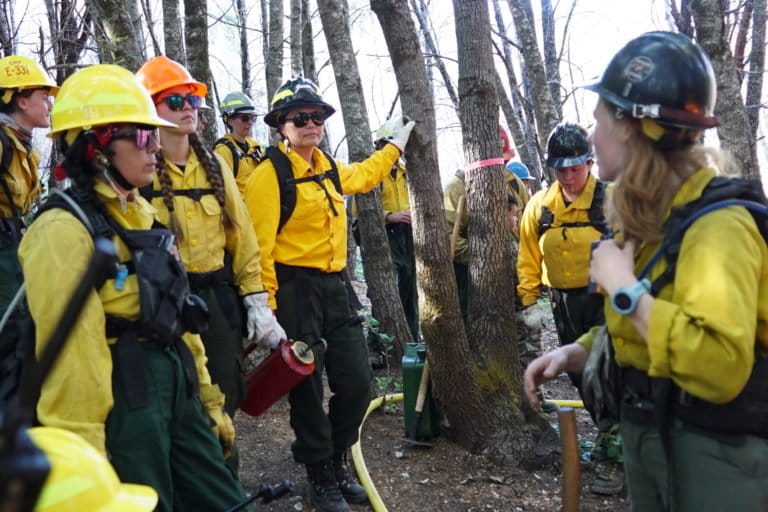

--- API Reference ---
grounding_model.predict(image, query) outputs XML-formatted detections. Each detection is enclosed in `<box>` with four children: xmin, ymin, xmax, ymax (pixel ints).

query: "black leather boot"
<box><xmin>333</xmin><ymin>451</ymin><xmax>368</xmax><ymax>504</ymax></box>
<box><xmin>306</xmin><ymin>459</ymin><xmax>350</xmax><ymax>512</ymax></box>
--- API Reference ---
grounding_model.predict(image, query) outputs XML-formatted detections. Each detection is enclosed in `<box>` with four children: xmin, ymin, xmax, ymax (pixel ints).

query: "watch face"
<box><xmin>614</xmin><ymin>292</ymin><xmax>632</xmax><ymax>311</ymax></box>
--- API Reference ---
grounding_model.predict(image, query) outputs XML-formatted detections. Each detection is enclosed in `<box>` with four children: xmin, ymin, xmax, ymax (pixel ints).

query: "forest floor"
<box><xmin>234</xmin><ymin>282</ymin><xmax>630</xmax><ymax>511</ymax></box>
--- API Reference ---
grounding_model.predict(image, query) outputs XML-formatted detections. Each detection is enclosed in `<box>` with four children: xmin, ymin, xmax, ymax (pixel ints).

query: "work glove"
<box><xmin>200</xmin><ymin>383</ymin><xmax>235</xmax><ymax>458</ymax></box>
<box><xmin>377</xmin><ymin>116</ymin><xmax>416</xmax><ymax>153</ymax></box>
<box><xmin>243</xmin><ymin>292</ymin><xmax>286</xmax><ymax>349</ymax></box>
<box><xmin>520</xmin><ymin>305</ymin><xmax>548</xmax><ymax>331</ymax></box>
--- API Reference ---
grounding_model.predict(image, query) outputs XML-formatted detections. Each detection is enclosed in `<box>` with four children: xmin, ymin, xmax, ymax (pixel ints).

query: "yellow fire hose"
<box><xmin>350</xmin><ymin>394</ymin><xmax>583</xmax><ymax>512</ymax></box>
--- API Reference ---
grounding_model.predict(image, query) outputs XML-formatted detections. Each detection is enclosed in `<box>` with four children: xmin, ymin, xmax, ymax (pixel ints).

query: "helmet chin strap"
<box><xmin>104</xmin><ymin>164</ymin><xmax>136</xmax><ymax>192</ymax></box>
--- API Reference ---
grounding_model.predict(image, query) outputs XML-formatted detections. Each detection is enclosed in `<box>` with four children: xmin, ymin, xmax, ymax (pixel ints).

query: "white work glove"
<box><xmin>243</xmin><ymin>293</ymin><xmax>286</xmax><ymax>349</ymax></box>
<box><xmin>377</xmin><ymin>116</ymin><xmax>416</xmax><ymax>153</ymax></box>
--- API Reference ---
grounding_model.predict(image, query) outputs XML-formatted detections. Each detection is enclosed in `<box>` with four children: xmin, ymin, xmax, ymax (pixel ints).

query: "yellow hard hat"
<box><xmin>0</xmin><ymin>55</ymin><xmax>58</xmax><ymax>101</ymax></box>
<box><xmin>49</xmin><ymin>64</ymin><xmax>176</xmax><ymax>137</ymax></box>
<box><xmin>28</xmin><ymin>427</ymin><xmax>158</xmax><ymax>512</ymax></box>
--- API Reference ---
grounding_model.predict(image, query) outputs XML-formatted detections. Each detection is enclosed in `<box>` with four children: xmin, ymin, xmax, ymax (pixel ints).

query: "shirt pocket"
<box><xmin>200</xmin><ymin>193</ymin><xmax>222</xmax><ymax>216</ymax></box>
<box><xmin>199</xmin><ymin>194</ymin><xmax>226</xmax><ymax>249</ymax></box>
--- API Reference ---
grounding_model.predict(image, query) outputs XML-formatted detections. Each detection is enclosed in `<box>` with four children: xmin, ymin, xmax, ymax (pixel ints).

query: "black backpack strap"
<box><xmin>639</xmin><ymin>177</ymin><xmax>768</xmax><ymax>295</ymax></box>
<box><xmin>0</xmin><ymin>127</ymin><xmax>21</xmax><ymax>219</ymax></box>
<box><xmin>139</xmin><ymin>186</ymin><xmax>214</xmax><ymax>202</ymax></box>
<box><xmin>588</xmin><ymin>180</ymin><xmax>611</xmax><ymax>237</ymax></box>
<box><xmin>139</xmin><ymin>185</ymin><xmax>161</xmax><ymax>201</ymax></box>
<box><xmin>537</xmin><ymin>180</ymin><xmax>610</xmax><ymax>239</ymax></box>
<box><xmin>39</xmin><ymin>188</ymin><xmax>115</xmax><ymax>240</ymax></box>
<box><xmin>266</xmin><ymin>146</ymin><xmax>296</xmax><ymax>234</ymax></box>
<box><xmin>537</xmin><ymin>205</ymin><xmax>555</xmax><ymax>238</ymax></box>
<box><xmin>316</xmin><ymin>147</ymin><xmax>342</xmax><ymax>195</ymax></box>
<box><xmin>215</xmin><ymin>137</ymin><xmax>241</xmax><ymax>177</ymax></box>
<box><xmin>267</xmin><ymin>145</ymin><xmax>343</xmax><ymax>233</ymax></box>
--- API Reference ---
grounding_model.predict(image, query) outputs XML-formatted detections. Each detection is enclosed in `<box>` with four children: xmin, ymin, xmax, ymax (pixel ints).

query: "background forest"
<box><xmin>3</xmin><ymin>0</ymin><xmax>767</xmax><ymax>508</ymax></box>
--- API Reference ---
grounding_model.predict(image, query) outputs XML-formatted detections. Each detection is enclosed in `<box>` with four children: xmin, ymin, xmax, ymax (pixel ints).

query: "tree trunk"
<box><xmin>301</xmin><ymin>0</ymin><xmax>318</xmax><ymax>82</ymax></box>
<box><xmin>455</xmin><ymin>0</ymin><xmax>552</xmax><ymax>463</ymax></box>
<box><xmin>290</xmin><ymin>0</ymin><xmax>303</xmax><ymax>75</ymax></box>
<box><xmin>491</xmin><ymin>0</ymin><xmax>543</xmax><ymax>182</ymax></box>
<box><xmin>261</xmin><ymin>0</ymin><xmax>269</xmax><ymax>79</ymax></box>
<box><xmin>372</xmin><ymin>0</ymin><xmax>555</xmax><ymax>465</ymax></box>
<box><xmin>46</xmin><ymin>0</ymin><xmax>90</xmax><ymax>83</ymax></box>
<box><xmin>506</xmin><ymin>0</ymin><xmax>559</xmax><ymax>182</ymax></box>
<box><xmin>316</xmin><ymin>0</ymin><xmax>413</xmax><ymax>361</ymax></box>
<box><xmin>746</xmin><ymin>0</ymin><xmax>766</xmax><ymax>136</ymax></box>
<box><xmin>45</xmin><ymin>0</ymin><xmax>91</xmax><ymax>189</ymax></box>
<box><xmin>265</xmin><ymin>0</ymin><xmax>284</xmax><ymax>143</ymax></box>
<box><xmin>733</xmin><ymin>0</ymin><xmax>753</xmax><ymax>84</ymax></box>
<box><xmin>266</xmin><ymin>0</ymin><xmax>284</xmax><ymax>101</ymax></box>
<box><xmin>184</xmin><ymin>0</ymin><xmax>216</xmax><ymax>144</ymax></box>
<box><xmin>0</xmin><ymin>0</ymin><xmax>15</xmax><ymax>56</ymax></box>
<box><xmin>413</xmin><ymin>0</ymin><xmax>435</xmax><ymax>93</ymax></box>
<box><xmin>690</xmin><ymin>0</ymin><xmax>760</xmax><ymax>179</ymax></box>
<box><xmin>410</xmin><ymin>0</ymin><xmax>458</xmax><ymax>110</ymax></box>
<box><xmin>139</xmin><ymin>0</ymin><xmax>162</xmax><ymax>56</ymax></box>
<box><xmin>540</xmin><ymin>0</ymin><xmax>561</xmax><ymax>117</ymax></box>
<box><xmin>126</xmin><ymin>0</ymin><xmax>147</xmax><ymax>57</ymax></box>
<box><xmin>670</xmin><ymin>0</ymin><xmax>695</xmax><ymax>37</ymax></box>
<box><xmin>162</xmin><ymin>0</ymin><xmax>185</xmax><ymax>64</ymax></box>
<box><xmin>236</xmin><ymin>0</ymin><xmax>251</xmax><ymax>95</ymax></box>
<box><xmin>87</xmin><ymin>0</ymin><xmax>146</xmax><ymax>69</ymax></box>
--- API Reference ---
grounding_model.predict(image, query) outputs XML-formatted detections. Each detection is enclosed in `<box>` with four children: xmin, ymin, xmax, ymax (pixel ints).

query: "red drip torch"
<box><xmin>240</xmin><ymin>339</ymin><xmax>316</xmax><ymax>417</ymax></box>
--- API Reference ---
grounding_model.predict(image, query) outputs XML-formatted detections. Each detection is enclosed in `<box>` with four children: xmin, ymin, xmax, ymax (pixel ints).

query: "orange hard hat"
<box><xmin>135</xmin><ymin>56</ymin><xmax>207</xmax><ymax>98</ymax></box>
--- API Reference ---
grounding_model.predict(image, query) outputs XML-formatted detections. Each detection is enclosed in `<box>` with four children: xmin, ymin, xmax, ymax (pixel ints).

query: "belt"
<box><xmin>187</xmin><ymin>266</ymin><xmax>233</xmax><ymax>291</ymax></box>
<box><xmin>274</xmin><ymin>262</ymin><xmax>340</xmax><ymax>283</ymax></box>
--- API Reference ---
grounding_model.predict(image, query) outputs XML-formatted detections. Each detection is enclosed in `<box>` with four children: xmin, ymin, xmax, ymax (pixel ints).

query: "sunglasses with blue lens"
<box><xmin>160</xmin><ymin>93</ymin><xmax>203</xmax><ymax>111</ymax></box>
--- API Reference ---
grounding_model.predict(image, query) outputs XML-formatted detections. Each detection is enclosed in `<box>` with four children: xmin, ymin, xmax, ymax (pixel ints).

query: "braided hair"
<box><xmin>153</xmin><ymin>151</ymin><xmax>184</xmax><ymax>241</ymax></box>
<box><xmin>189</xmin><ymin>131</ymin><xmax>237</xmax><ymax>231</ymax></box>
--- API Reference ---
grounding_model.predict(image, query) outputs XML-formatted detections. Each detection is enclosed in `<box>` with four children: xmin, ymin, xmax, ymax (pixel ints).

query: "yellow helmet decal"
<box><xmin>271</xmin><ymin>88</ymin><xmax>294</xmax><ymax>106</ymax></box>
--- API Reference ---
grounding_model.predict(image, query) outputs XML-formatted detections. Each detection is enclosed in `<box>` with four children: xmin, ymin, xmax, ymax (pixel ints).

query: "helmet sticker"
<box><xmin>623</xmin><ymin>56</ymin><xmax>654</xmax><ymax>82</ymax></box>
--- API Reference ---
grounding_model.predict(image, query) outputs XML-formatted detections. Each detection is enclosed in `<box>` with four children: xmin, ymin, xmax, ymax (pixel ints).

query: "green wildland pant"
<box><xmin>194</xmin><ymin>284</ymin><xmax>244</xmax><ymax>473</ymax></box>
<box><xmin>387</xmin><ymin>224</ymin><xmax>418</xmax><ymax>338</ymax></box>
<box><xmin>275</xmin><ymin>265</ymin><xmax>371</xmax><ymax>464</ymax></box>
<box><xmin>0</xmin><ymin>229</ymin><xmax>28</xmax><ymax>409</ymax></box>
<box><xmin>550</xmin><ymin>287</ymin><xmax>622</xmax><ymax>465</ymax></box>
<box><xmin>621</xmin><ymin>417</ymin><xmax>768</xmax><ymax>511</ymax></box>
<box><xmin>106</xmin><ymin>342</ymin><xmax>248</xmax><ymax>512</ymax></box>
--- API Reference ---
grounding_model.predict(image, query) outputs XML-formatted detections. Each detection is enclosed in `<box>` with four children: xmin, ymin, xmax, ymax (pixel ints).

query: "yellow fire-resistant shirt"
<box><xmin>349</xmin><ymin>162</ymin><xmax>410</xmax><ymax>218</ymax></box>
<box><xmin>0</xmin><ymin>125</ymin><xmax>41</xmax><ymax>217</ymax></box>
<box><xmin>19</xmin><ymin>180</ymin><xmax>217</xmax><ymax>454</ymax></box>
<box><xmin>244</xmin><ymin>142</ymin><xmax>400</xmax><ymax>309</ymax></box>
<box><xmin>213</xmin><ymin>134</ymin><xmax>264</xmax><ymax>196</ymax></box>
<box><xmin>381</xmin><ymin>162</ymin><xmax>410</xmax><ymax>216</ymax></box>
<box><xmin>444</xmin><ymin>171</ymin><xmax>532</xmax><ymax>264</ymax></box>
<box><xmin>145</xmin><ymin>150</ymin><xmax>263</xmax><ymax>296</ymax></box>
<box><xmin>517</xmin><ymin>174</ymin><xmax>604</xmax><ymax>306</ymax></box>
<box><xmin>577</xmin><ymin>168</ymin><xmax>768</xmax><ymax>404</ymax></box>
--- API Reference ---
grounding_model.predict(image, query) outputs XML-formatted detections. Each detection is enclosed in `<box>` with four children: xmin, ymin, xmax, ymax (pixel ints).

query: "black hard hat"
<box><xmin>264</xmin><ymin>76</ymin><xmax>335</xmax><ymax>128</ymax></box>
<box><xmin>583</xmin><ymin>31</ymin><xmax>718</xmax><ymax>130</ymax></box>
<box><xmin>545</xmin><ymin>122</ymin><xmax>593</xmax><ymax>168</ymax></box>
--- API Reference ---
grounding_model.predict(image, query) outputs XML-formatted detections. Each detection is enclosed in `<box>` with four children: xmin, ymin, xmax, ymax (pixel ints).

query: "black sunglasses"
<box><xmin>234</xmin><ymin>113</ymin><xmax>257</xmax><ymax>122</ymax></box>
<box><xmin>159</xmin><ymin>93</ymin><xmax>203</xmax><ymax>111</ymax></box>
<box><xmin>112</xmin><ymin>126</ymin><xmax>158</xmax><ymax>149</ymax></box>
<box><xmin>285</xmin><ymin>111</ymin><xmax>326</xmax><ymax>128</ymax></box>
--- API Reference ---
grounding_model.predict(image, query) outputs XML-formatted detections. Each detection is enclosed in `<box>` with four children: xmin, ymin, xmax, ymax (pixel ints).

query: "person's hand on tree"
<box><xmin>386</xmin><ymin>210</ymin><xmax>412</xmax><ymax>224</ymax></box>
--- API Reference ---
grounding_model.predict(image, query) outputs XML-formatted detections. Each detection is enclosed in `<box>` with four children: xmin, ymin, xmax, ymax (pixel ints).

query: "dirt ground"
<box><xmin>234</xmin><ymin>295</ymin><xmax>629</xmax><ymax>511</ymax></box>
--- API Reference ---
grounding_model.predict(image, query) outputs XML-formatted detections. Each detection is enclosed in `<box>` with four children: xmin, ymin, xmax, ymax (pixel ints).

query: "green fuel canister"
<box><xmin>401</xmin><ymin>343</ymin><xmax>441</xmax><ymax>439</ymax></box>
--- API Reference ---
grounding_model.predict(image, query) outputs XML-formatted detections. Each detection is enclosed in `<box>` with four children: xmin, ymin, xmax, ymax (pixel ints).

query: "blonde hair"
<box><xmin>607</xmin><ymin>115</ymin><xmax>737</xmax><ymax>242</ymax></box>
